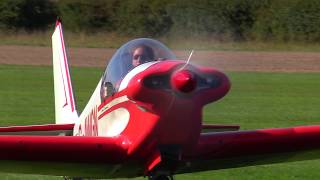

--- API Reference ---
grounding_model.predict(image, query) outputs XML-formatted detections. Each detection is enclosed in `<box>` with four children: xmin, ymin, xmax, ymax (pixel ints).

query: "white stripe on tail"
<box><xmin>52</xmin><ymin>19</ymin><xmax>79</xmax><ymax>124</ymax></box>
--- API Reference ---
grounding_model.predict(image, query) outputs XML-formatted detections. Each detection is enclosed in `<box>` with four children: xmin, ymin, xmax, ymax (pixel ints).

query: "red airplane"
<box><xmin>0</xmin><ymin>20</ymin><xmax>320</xmax><ymax>180</ymax></box>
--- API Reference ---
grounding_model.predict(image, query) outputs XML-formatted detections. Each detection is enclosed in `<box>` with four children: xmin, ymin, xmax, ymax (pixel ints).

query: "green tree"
<box><xmin>0</xmin><ymin>0</ymin><xmax>57</xmax><ymax>31</ymax></box>
<box><xmin>57</xmin><ymin>0</ymin><xmax>119</xmax><ymax>32</ymax></box>
<box><xmin>116</xmin><ymin>0</ymin><xmax>173</xmax><ymax>37</ymax></box>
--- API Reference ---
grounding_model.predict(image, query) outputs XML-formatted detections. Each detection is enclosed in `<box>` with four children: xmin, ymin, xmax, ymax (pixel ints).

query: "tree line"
<box><xmin>1</xmin><ymin>0</ymin><xmax>320</xmax><ymax>42</ymax></box>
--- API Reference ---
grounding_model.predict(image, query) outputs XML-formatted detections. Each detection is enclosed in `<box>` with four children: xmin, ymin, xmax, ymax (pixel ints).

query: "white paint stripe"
<box><xmin>118</xmin><ymin>61</ymin><xmax>159</xmax><ymax>91</ymax></box>
<box><xmin>98</xmin><ymin>108</ymin><xmax>130</xmax><ymax>137</ymax></box>
<box><xmin>98</xmin><ymin>96</ymin><xmax>129</xmax><ymax>117</ymax></box>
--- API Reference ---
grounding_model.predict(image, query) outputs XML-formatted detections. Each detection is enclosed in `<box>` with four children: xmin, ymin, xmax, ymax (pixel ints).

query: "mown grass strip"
<box><xmin>0</xmin><ymin>65</ymin><xmax>319</xmax><ymax>179</ymax></box>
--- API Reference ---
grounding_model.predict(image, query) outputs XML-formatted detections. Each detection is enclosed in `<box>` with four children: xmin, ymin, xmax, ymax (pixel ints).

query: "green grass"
<box><xmin>205</xmin><ymin>72</ymin><xmax>320</xmax><ymax>129</ymax></box>
<box><xmin>3</xmin><ymin>31</ymin><xmax>320</xmax><ymax>52</ymax></box>
<box><xmin>0</xmin><ymin>65</ymin><xmax>320</xmax><ymax>179</ymax></box>
<box><xmin>0</xmin><ymin>65</ymin><xmax>103</xmax><ymax>126</ymax></box>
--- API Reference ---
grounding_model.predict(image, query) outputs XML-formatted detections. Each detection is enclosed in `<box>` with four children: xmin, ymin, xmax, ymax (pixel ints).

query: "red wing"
<box><xmin>177</xmin><ymin>125</ymin><xmax>320</xmax><ymax>174</ymax></box>
<box><xmin>0</xmin><ymin>123</ymin><xmax>74</xmax><ymax>136</ymax></box>
<box><xmin>0</xmin><ymin>135</ymin><xmax>128</xmax><ymax>177</ymax></box>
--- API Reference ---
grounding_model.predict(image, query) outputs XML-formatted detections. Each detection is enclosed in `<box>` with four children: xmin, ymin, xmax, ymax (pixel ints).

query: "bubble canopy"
<box><xmin>102</xmin><ymin>38</ymin><xmax>176</xmax><ymax>91</ymax></box>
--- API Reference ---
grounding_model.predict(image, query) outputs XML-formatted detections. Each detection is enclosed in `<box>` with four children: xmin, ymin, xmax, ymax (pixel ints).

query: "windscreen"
<box><xmin>100</xmin><ymin>38</ymin><xmax>176</xmax><ymax>98</ymax></box>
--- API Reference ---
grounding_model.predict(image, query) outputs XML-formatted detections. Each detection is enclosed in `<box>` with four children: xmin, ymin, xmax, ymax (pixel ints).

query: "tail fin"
<box><xmin>52</xmin><ymin>19</ymin><xmax>79</xmax><ymax>124</ymax></box>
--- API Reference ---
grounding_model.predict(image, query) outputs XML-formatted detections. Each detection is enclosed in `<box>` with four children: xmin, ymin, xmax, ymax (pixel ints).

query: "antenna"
<box><xmin>167</xmin><ymin>50</ymin><xmax>194</xmax><ymax>114</ymax></box>
<box><xmin>180</xmin><ymin>50</ymin><xmax>194</xmax><ymax>70</ymax></box>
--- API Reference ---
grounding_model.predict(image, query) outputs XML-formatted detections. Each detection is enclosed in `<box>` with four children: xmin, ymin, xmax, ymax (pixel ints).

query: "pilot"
<box><xmin>131</xmin><ymin>45</ymin><xmax>155</xmax><ymax>67</ymax></box>
<box><xmin>100</xmin><ymin>81</ymin><xmax>115</xmax><ymax>101</ymax></box>
<box><xmin>101</xmin><ymin>45</ymin><xmax>157</xmax><ymax>101</ymax></box>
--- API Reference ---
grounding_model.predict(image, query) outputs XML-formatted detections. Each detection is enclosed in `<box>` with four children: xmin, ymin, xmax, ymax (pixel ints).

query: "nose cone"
<box><xmin>171</xmin><ymin>70</ymin><xmax>197</xmax><ymax>93</ymax></box>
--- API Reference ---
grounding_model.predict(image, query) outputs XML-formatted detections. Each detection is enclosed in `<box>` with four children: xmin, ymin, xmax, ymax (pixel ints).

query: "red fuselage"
<box><xmin>97</xmin><ymin>60</ymin><xmax>230</xmax><ymax>176</ymax></box>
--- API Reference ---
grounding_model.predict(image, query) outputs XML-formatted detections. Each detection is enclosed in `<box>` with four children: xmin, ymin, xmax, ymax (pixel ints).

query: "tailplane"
<box><xmin>52</xmin><ymin>19</ymin><xmax>79</xmax><ymax>124</ymax></box>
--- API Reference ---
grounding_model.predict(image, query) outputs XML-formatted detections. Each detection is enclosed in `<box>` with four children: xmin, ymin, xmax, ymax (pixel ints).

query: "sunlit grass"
<box><xmin>0</xmin><ymin>65</ymin><xmax>320</xmax><ymax>179</ymax></box>
<box><xmin>204</xmin><ymin>72</ymin><xmax>320</xmax><ymax>129</ymax></box>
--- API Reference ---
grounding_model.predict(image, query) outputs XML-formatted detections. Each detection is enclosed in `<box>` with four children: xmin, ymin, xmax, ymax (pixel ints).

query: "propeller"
<box><xmin>164</xmin><ymin>50</ymin><xmax>196</xmax><ymax>117</ymax></box>
<box><xmin>170</xmin><ymin>69</ymin><xmax>197</xmax><ymax>93</ymax></box>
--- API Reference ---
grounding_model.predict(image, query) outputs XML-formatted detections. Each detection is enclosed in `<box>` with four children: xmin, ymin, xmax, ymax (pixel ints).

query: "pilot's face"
<box><xmin>132</xmin><ymin>47</ymin><xmax>149</xmax><ymax>67</ymax></box>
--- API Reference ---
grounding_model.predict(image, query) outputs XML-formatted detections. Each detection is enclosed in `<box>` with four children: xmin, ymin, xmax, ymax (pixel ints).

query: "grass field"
<box><xmin>0</xmin><ymin>65</ymin><xmax>320</xmax><ymax>179</ymax></box>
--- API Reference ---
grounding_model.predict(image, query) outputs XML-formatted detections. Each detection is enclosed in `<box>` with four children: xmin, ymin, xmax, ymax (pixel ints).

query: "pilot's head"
<box><xmin>132</xmin><ymin>45</ymin><xmax>155</xmax><ymax>67</ymax></box>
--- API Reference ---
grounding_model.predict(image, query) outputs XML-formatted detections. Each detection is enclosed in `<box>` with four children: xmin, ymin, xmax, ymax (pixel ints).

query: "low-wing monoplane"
<box><xmin>0</xmin><ymin>20</ymin><xmax>320</xmax><ymax>180</ymax></box>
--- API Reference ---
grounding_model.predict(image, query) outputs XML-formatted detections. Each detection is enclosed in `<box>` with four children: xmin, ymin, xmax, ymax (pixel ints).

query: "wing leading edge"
<box><xmin>0</xmin><ymin>135</ymin><xmax>129</xmax><ymax>178</ymax></box>
<box><xmin>177</xmin><ymin>125</ymin><xmax>320</xmax><ymax>174</ymax></box>
<box><xmin>0</xmin><ymin>124</ymin><xmax>74</xmax><ymax>136</ymax></box>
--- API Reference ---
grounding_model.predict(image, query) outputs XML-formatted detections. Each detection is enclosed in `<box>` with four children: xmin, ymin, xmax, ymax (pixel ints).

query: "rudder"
<box><xmin>52</xmin><ymin>19</ymin><xmax>79</xmax><ymax>124</ymax></box>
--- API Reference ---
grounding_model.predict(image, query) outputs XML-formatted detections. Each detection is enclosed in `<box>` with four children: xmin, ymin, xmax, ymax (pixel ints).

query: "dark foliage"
<box><xmin>56</xmin><ymin>0</ymin><xmax>119</xmax><ymax>32</ymax></box>
<box><xmin>0</xmin><ymin>0</ymin><xmax>57</xmax><ymax>31</ymax></box>
<box><xmin>1</xmin><ymin>0</ymin><xmax>320</xmax><ymax>42</ymax></box>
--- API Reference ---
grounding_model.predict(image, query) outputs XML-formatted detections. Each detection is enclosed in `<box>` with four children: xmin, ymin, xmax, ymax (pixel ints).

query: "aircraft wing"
<box><xmin>201</xmin><ymin>124</ymin><xmax>240</xmax><ymax>133</ymax></box>
<box><xmin>0</xmin><ymin>135</ymin><xmax>128</xmax><ymax>178</ymax></box>
<box><xmin>0</xmin><ymin>123</ymin><xmax>74</xmax><ymax>136</ymax></box>
<box><xmin>177</xmin><ymin>125</ymin><xmax>320</xmax><ymax>174</ymax></box>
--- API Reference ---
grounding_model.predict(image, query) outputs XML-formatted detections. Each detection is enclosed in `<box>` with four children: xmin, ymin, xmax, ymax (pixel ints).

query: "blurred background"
<box><xmin>1</xmin><ymin>0</ymin><xmax>320</xmax><ymax>50</ymax></box>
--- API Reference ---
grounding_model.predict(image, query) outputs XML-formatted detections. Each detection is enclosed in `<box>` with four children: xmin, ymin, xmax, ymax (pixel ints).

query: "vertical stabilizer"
<box><xmin>52</xmin><ymin>19</ymin><xmax>79</xmax><ymax>124</ymax></box>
